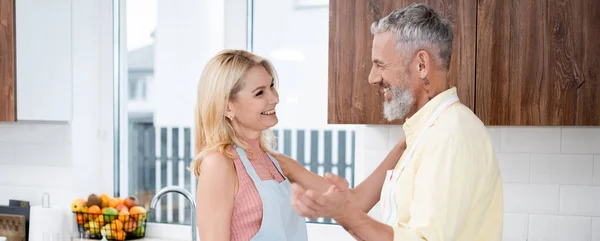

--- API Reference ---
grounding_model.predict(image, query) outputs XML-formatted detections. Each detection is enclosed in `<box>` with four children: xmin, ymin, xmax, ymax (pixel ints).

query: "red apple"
<box><xmin>123</xmin><ymin>196</ymin><xmax>138</xmax><ymax>209</ymax></box>
<box><xmin>115</xmin><ymin>204</ymin><xmax>128</xmax><ymax>212</ymax></box>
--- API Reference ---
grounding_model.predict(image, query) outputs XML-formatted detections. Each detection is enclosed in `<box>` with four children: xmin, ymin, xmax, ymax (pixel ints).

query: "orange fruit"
<box><xmin>99</xmin><ymin>194</ymin><xmax>110</xmax><ymax>208</ymax></box>
<box><xmin>115</xmin><ymin>230</ymin><xmax>126</xmax><ymax>241</ymax></box>
<box><xmin>108</xmin><ymin>198</ymin><xmax>119</xmax><ymax>208</ymax></box>
<box><xmin>111</xmin><ymin>219</ymin><xmax>124</xmax><ymax>231</ymax></box>
<box><xmin>118</xmin><ymin>210</ymin><xmax>130</xmax><ymax>223</ymax></box>
<box><xmin>76</xmin><ymin>213</ymin><xmax>85</xmax><ymax>225</ymax></box>
<box><xmin>87</xmin><ymin>205</ymin><xmax>101</xmax><ymax>214</ymax></box>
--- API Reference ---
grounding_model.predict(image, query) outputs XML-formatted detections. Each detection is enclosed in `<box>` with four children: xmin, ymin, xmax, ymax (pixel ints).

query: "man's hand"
<box><xmin>291</xmin><ymin>173</ymin><xmax>353</xmax><ymax>220</ymax></box>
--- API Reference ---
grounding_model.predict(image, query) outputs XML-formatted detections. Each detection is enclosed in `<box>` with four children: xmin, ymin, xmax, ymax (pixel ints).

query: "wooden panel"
<box><xmin>0</xmin><ymin>0</ymin><xmax>16</xmax><ymax>122</ymax></box>
<box><xmin>328</xmin><ymin>0</ymin><xmax>477</xmax><ymax>124</ymax></box>
<box><xmin>476</xmin><ymin>0</ymin><xmax>600</xmax><ymax>125</ymax></box>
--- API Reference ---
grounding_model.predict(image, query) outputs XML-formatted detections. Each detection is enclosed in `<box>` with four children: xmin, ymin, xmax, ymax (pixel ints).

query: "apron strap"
<box><xmin>234</xmin><ymin>146</ymin><xmax>262</xmax><ymax>182</ymax></box>
<box><xmin>266</xmin><ymin>153</ymin><xmax>286</xmax><ymax>179</ymax></box>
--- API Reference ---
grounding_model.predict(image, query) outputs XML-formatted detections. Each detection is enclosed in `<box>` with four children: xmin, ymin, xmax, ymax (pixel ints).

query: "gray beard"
<box><xmin>383</xmin><ymin>86</ymin><xmax>414</xmax><ymax>122</ymax></box>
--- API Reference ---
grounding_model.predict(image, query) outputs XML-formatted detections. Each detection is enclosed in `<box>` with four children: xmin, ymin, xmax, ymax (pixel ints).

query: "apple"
<box><xmin>123</xmin><ymin>196</ymin><xmax>138</xmax><ymax>209</ymax></box>
<box><xmin>115</xmin><ymin>204</ymin><xmax>128</xmax><ymax>212</ymax></box>
<box><xmin>103</xmin><ymin>207</ymin><xmax>118</xmax><ymax>223</ymax></box>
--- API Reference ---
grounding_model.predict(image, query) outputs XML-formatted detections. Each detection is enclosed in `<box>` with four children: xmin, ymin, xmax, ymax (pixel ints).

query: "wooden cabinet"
<box><xmin>328</xmin><ymin>0</ymin><xmax>476</xmax><ymax>125</ymax></box>
<box><xmin>328</xmin><ymin>0</ymin><xmax>600</xmax><ymax>126</ymax></box>
<box><xmin>0</xmin><ymin>0</ymin><xmax>16</xmax><ymax>122</ymax></box>
<box><xmin>476</xmin><ymin>0</ymin><xmax>600</xmax><ymax>126</ymax></box>
<box><xmin>0</xmin><ymin>0</ymin><xmax>73</xmax><ymax>122</ymax></box>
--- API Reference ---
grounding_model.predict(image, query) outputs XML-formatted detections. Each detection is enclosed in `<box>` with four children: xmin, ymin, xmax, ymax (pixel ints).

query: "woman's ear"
<box><xmin>225</xmin><ymin>101</ymin><xmax>235</xmax><ymax>121</ymax></box>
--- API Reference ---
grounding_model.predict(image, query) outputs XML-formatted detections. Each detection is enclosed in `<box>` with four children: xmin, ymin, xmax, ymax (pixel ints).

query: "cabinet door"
<box><xmin>15</xmin><ymin>0</ymin><xmax>72</xmax><ymax>122</ymax></box>
<box><xmin>476</xmin><ymin>0</ymin><xmax>600</xmax><ymax>126</ymax></box>
<box><xmin>0</xmin><ymin>0</ymin><xmax>16</xmax><ymax>122</ymax></box>
<box><xmin>328</xmin><ymin>0</ymin><xmax>476</xmax><ymax>124</ymax></box>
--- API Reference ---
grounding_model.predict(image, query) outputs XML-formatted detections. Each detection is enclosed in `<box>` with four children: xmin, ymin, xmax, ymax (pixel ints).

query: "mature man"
<box><xmin>291</xmin><ymin>3</ymin><xmax>503</xmax><ymax>241</ymax></box>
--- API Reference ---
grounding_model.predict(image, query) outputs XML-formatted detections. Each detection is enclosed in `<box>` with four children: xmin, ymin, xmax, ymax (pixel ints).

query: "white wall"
<box><xmin>0</xmin><ymin>0</ymin><xmax>114</xmax><ymax>209</ymax></box>
<box><xmin>253</xmin><ymin>0</ymin><xmax>331</xmax><ymax>130</ymax></box>
<box><xmin>153</xmin><ymin>0</ymin><xmax>225</xmax><ymax>128</ymax></box>
<box><xmin>357</xmin><ymin>125</ymin><xmax>600</xmax><ymax>241</ymax></box>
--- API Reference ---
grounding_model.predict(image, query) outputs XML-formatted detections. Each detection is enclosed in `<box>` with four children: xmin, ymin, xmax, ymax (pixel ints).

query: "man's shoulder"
<box><xmin>426</xmin><ymin>103</ymin><xmax>493</xmax><ymax>150</ymax></box>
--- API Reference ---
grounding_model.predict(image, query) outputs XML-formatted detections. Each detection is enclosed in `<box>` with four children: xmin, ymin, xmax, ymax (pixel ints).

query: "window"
<box><xmin>116</xmin><ymin>0</ymin><xmax>356</xmax><ymax>226</ymax></box>
<box><xmin>251</xmin><ymin>0</ymin><xmax>356</xmax><ymax>224</ymax></box>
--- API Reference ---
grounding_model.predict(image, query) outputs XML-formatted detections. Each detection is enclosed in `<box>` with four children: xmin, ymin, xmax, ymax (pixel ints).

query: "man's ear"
<box><xmin>416</xmin><ymin>50</ymin><xmax>432</xmax><ymax>79</ymax></box>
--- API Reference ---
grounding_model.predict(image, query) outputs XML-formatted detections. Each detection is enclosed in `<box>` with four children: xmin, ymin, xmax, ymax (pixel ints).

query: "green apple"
<box><xmin>103</xmin><ymin>207</ymin><xmax>118</xmax><ymax>223</ymax></box>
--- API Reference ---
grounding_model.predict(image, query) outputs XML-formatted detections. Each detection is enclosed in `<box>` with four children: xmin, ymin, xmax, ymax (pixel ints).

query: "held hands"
<box><xmin>291</xmin><ymin>173</ymin><xmax>353</xmax><ymax>220</ymax></box>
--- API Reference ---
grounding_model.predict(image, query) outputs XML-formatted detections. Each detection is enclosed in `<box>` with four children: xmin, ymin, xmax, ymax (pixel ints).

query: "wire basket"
<box><xmin>72</xmin><ymin>212</ymin><xmax>147</xmax><ymax>240</ymax></box>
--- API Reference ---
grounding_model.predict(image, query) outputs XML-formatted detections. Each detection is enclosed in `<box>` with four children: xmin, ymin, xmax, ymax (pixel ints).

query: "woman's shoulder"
<box><xmin>200</xmin><ymin>148</ymin><xmax>238</xmax><ymax>174</ymax></box>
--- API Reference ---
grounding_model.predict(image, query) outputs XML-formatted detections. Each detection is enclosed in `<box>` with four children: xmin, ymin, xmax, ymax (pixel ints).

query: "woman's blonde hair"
<box><xmin>190</xmin><ymin>49</ymin><xmax>278</xmax><ymax>177</ymax></box>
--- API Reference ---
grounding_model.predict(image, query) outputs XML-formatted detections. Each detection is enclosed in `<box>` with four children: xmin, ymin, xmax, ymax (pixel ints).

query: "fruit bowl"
<box><xmin>72</xmin><ymin>194</ymin><xmax>146</xmax><ymax>240</ymax></box>
<box><xmin>72</xmin><ymin>211</ymin><xmax>147</xmax><ymax>240</ymax></box>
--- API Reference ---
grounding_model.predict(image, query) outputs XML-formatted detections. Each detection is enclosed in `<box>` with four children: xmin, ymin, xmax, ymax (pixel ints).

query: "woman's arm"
<box><xmin>278</xmin><ymin>138</ymin><xmax>407</xmax><ymax>213</ymax></box>
<box><xmin>196</xmin><ymin>152</ymin><xmax>237</xmax><ymax>241</ymax></box>
<box><xmin>276</xmin><ymin>153</ymin><xmax>331</xmax><ymax>194</ymax></box>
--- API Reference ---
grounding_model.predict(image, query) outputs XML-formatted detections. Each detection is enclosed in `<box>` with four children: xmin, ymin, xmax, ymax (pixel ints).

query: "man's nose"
<box><xmin>368</xmin><ymin>66</ymin><xmax>381</xmax><ymax>85</ymax></box>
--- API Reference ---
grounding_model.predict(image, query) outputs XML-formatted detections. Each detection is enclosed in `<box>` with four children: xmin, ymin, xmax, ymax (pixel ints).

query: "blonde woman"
<box><xmin>191</xmin><ymin>50</ymin><xmax>406</xmax><ymax>241</ymax></box>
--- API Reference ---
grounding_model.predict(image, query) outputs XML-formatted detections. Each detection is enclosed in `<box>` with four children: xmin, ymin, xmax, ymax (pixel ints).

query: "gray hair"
<box><xmin>370</xmin><ymin>3</ymin><xmax>453</xmax><ymax>70</ymax></box>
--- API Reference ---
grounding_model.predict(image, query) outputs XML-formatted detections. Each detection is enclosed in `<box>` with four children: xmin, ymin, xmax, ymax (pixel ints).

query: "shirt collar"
<box><xmin>402</xmin><ymin>87</ymin><xmax>459</xmax><ymax>145</ymax></box>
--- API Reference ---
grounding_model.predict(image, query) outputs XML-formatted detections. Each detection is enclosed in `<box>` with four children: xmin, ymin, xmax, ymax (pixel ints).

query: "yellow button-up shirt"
<box><xmin>391</xmin><ymin>87</ymin><xmax>503</xmax><ymax>241</ymax></box>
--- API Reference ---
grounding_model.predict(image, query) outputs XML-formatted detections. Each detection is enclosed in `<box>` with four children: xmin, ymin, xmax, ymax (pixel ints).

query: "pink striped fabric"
<box><xmin>230</xmin><ymin>138</ymin><xmax>285</xmax><ymax>241</ymax></box>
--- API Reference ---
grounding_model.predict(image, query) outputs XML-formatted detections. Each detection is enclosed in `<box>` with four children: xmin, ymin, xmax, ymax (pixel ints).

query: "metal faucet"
<box><xmin>150</xmin><ymin>186</ymin><xmax>197</xmax><ymax>241</ymax></box>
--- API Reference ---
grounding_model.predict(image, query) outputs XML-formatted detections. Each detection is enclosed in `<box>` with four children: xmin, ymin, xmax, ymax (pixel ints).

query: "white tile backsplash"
<box><xmin>500</xmin><ymin>127</ymin><xmax>561</xmax><ymax>153</ymax></box>
<box><xmin>530</xmin><ymin>154</ymin><xmax>594</xmax><ymax>185</ymax></box>
<box><xmin>387</xmin><ymin>125</ymin><xmax>404</xmax><ymax>150</ymax></box>
<box><xmin>562</xmin><ymin>128</ymin><xmax>600</xmax><ymax>154</ymax></box>
<box><xmin>487</xmin><ymin>127</ymin><xmax>501</xmax><ymax>151</ymax></box>
<box><xmin>504</xmin><ymin>184</ymin><xmax>559</xmax><ymax>214</ymax></box>
<box><xmin>595</xmin><ymin>155</ymin><xmax>600</xmax><ymax>185</ymax></box>
<box><xmin>0</xmin><ymin>165</ymin><xmax>72</xmax><ymax>189</ymax></box>
<box><xmin>559</xmin><ymin>185</ymin><xmax>600</xmax><ymax>216</ymax></box>
<box><xmin>15</xmin><ymin>143</ymin><xmax>71</xmax><ymax>166</ymax></box>
<box><xmin>593</xmin><ymin>218</ymin><xmax>600</xmax><ymax>241</ymax></box>
<box><xmin>362</xmin><ymin>149</ymin><xmax>389</xmax><ymax>175</ymax></box>
<box><xmin>497</xmin><ymin>153</ymin><xmax>530</xmax><ymax>183</ymax></box>
<box><xmin>0</xmin><ymin>123</ymin><xmax>30</xmax><ymax>142</ymax></box>
<box><xmin>528</xmin><ymin>215</ymin><xmax>592</xmax><ymax>241</ymax></box>
<box><xmin>0</xmin><ymin>142</ymin><xmax>16</xmax><ymax>164</ymax></box>
<box><xmin>0</xmin><ymin>185</ymin><xmax>72</xmax><ymax>207</ymax></box>
<box><xmin>0</xmin><ymin>122</ymin><xmax>70</xmax><ymax>143</ymax></box>
<box><xmin>502</xmin><ymin>214</ymin><xmax>528</xmax><ymax>241</ymax></box>
<box><xmin>364</xmin><ymin>125</ymin><xmax>389</xmax><ymax>150</ymax></box>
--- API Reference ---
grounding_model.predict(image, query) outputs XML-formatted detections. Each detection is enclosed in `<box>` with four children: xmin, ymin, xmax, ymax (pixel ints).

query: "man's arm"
<box><xmin>336</xmin><ymin>204</ymin><xmax>394</xmax><ymax>241</ymax></box>
<box><xmin>280</xmin><ymin>138</ymin><xmax>406</xmax><ymax>212</ymax></box>
<box><xmin>294</xmin><ymin>135</ymin><xmax>481</xmax><ymax>241</ymax></box>
<box><xmin>351</xmin><ymin>139</ymin><xmax>406</xmax><ymax>212</ymax></box>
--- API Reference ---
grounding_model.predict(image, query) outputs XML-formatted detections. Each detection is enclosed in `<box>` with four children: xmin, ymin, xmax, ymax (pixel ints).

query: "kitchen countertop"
<box><xmin>71</xmin><ymin>238</ymin><xmax>186</xmax><ymax>241</ymax></box>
